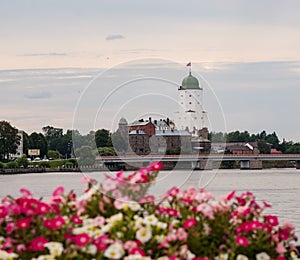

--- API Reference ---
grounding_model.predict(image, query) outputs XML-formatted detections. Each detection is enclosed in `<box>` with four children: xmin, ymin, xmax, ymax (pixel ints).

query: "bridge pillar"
<box><xmin>240</xmin><ymin>160</ymin><xmax>262</xmax><ymax>170</ymax></box>
<box><xmin>192</xmin><ymin>160</ymin><xmax>212</xmax><ymax>170</ymax></box>
<box><xmin>296</xmin><ymin>161</ymin><xmax>300</xmax><ymax>169</ymax></box>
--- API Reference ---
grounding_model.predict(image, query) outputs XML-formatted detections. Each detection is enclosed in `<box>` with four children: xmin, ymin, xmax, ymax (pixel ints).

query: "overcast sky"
<box><xmin>0</xmin><ymin>1</ymin><xmax>300</xmax><ymax>141</ymax></box>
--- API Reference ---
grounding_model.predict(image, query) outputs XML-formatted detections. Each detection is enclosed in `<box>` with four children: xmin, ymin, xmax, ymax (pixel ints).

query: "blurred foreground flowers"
<box><xmin>0</xmin><ymin>162</ymin><xmax>298</xmax><ymax>259</ymax></box>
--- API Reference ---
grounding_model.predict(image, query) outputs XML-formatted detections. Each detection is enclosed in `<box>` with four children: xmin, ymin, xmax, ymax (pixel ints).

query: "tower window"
<box><xmin>189</xmin><ymin>95</ymin><xmax>192</xmax><ymax>97</ymax></box>
<box><xmin>189</xmin><ymin>102</ymin><xmax>192</xmax><ymax>104</ymax></box>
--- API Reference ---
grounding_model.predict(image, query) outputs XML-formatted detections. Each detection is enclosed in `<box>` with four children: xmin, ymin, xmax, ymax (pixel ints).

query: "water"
<box><xmin>0</xmin><ymin>168</ymin><xmax>299</xmax><ymax>240</ymax></box>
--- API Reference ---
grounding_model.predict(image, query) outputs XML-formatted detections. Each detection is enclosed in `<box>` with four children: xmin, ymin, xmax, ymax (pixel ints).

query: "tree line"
<box><xmin>1</xmin><ymin>120</ymin><xmax>300</xmax><ymax>162</ymax></box>
<box><xmin>209</xmin><ymin>130</ymin><xmax>300</xmax><ymax>154</ymax></box>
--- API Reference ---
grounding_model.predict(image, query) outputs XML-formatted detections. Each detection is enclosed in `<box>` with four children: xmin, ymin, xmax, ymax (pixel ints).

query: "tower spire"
<box><xmin>186</xmin><ymin>61</ymin><xmax>192</xmax><ymax>75</ymax></box>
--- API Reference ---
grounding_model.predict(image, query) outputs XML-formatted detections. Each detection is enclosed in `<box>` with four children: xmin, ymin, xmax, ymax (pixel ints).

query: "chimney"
<box><xmin>149</xmin><ymin>117</ymin><xmax>152</xmax><ymax>122</ymax></box>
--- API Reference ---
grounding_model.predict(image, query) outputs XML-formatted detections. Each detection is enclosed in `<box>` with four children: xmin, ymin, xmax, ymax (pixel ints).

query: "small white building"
<box><xmin>11</xmin><ymin>130</ymin><xmax>24</xmax><ymax>159</ymax></box>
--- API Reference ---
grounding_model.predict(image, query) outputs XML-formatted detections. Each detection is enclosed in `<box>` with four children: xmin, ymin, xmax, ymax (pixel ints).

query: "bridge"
<box><xmin>96</xmin><ymin>154</ymin><xmax>300</xmax><ymax>170</ymax></box>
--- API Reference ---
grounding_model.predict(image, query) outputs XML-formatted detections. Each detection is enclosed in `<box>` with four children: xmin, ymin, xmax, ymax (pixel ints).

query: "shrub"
<box><xmin>5</xmin><ymin>161</ymin><xmax>17</xmax><ymax>169</ymax></box>
<box><xmin>0</xmin><ymin>162</ymin><xmax>298</xmax><ymax>259</ymax></box>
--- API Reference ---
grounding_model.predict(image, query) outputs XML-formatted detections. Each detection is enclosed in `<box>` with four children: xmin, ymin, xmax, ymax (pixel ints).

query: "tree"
<box><xmin>257</xmin><ymin>141</ymin><xmax>271</xmax><ymax>154</ymax></box>
<box><xmin>285</xmin><ymin>143</ymin><xmax>300</xmax><ymax>154</ymax></box>
<box><xmin>111</xmin><ymin>130</ymin><xmax>128</xmax><ymax>152</ymax></box>
<box><xmin>0</xmin><ymin>121</ymin><xmax>20</xmax><ymax>160</ymax></box>
<box><xmin>97</xmin><ymin>147</ymin><xmax>117</xmax><ymax>156</ymax></box>
<box><xmin>75</xmin><ymin>146</ymin><xmax>96</xmax><ymax>166</ymax></box>
<box><xmin>28</xmin><ymin>132</ymin><xmax>48</xmax><ymax>158</ymax></box>
<box><xmin>47</xmin><ymin>150</ymin><xmax>61</xmax><ymax>160</ymax></box>
<box><xmin>95</xmin><ymin>129</ymin><xmax>112</xmax><ymax>148</ymax></box>
<box><xmin>16</xmin><ymin>155</ymin><xmax>29</xmax><ymax>168</ymax></box>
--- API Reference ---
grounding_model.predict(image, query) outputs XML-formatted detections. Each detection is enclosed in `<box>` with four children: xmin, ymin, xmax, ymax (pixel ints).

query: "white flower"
<box><xmin>134</xmin><ymin>217</ymin><xmax>144</xmax><ymax>229</ymax></box>
<box><xmin>143</xmin><ymin>214</ymin><xmax>158</xmax><ymax>226</ymax></box>
<box><xmin>136</xmin><ymin>226</ymin><xmax>152</xmax><ymax>243</ymax></box>
<box><xmin>156</xmin><ymin>221</ymin><xmax>168</xmax><ymax>230</ymax></box>
<box><xmin>155</xmin><ymin>234</ymin><xmax>165</xmax><ymax>243</ymax></box>
<box><xmin>45</xmin><ymin>242</ymin><xmax>64</xmax><ymax>256</ymax></box>
<box><xmin>215</xmin><ymin>254</ymin><xmax>228</xmax><ymax>260</ymax></box>
<box><xmin>256</xmin><ymin>252</ymin><xmax>270</xmax><ymax>260</ymax></box>
<box><xmin>32</xmin><ymin>255</ymin><xmax>55</xmax><ymax>260</ymax></box>
<box><xmin>108</xmin><ymin>213</ymin><xmax>123</xmax><ymax>225</ymax></box>
<box><xmin>236</xmin><ymin>255</ymin><xmax>249</xmax><ymax>260</ymax></box>
<box><xmin>0</xmin><ymin>250</ymin><xmax>18</xmax><ymax>259</ymax></box>
<box><xmin>157</xmin><ymin>257</ymin><xmax>169</xmax><ymax>260</ymax></box>
<box><xmin>86</xmin><ymin>244</ymin><xmax>97</xmax><ymax>255</ymax></box>
<box><xmin>101</xmin><ymin>223</ymin><xmax>113</xmax><ymax>233</ymax></box>
<box><xmin>124</xmin><ymin>256</ymin><xmax>152</xmax><ymax>260</ymax></box>
<box><xmin>104</xmin><ymin>243</ymin><xmax>125</xmax><ymax>259</ymax></box>
<box><xmin>128</xmin><ymin>201</ymin><xmax>141</xmax><ymax>211</ymax></box>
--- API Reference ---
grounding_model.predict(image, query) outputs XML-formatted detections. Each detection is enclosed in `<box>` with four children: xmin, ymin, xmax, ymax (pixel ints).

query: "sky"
<box><xmin>0</xmin><ymin>0</ymin><xmax>300</xmax><ymax>141</ymax></box>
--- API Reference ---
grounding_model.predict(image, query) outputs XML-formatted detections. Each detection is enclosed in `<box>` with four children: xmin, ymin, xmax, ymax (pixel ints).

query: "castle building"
<box><xmin>116</xmin><ymin>64</ymin><xmax>211</xmax><ymax>155</ymax></box>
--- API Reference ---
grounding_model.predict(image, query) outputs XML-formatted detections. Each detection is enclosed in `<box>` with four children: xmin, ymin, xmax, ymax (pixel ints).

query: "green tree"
<box><xmin>0</xmin><ymin>121</ymin><xmax>20</xmax><ymax>160</ymax></box>
<box><xmin>97</xmin><ymin>147</ymin><xmax>117</xmax><ymax>156</ymax></box>
<box><xmin>265</xmin><ymin>132</ymin><xmax>280</xmax><ymax>149</ymax></box>
<box><xmin>95</xmin><ymin>129</ymin><xmax>112</xmax><ymax>148</ymax></box>
<box><xmin>257</xmin><ymin>141</ymin><xmax>271</xmax><ymax>154</ymax></box>
<box><xmin>75</xmin><ymin>146</ymin><xmax>96</xmax><ymax>166</ymax></box>
<box><xmin>47</xmin><ymin>150</ymin><xmax>61</xmax><ymax>159</ymax></box>
<box><xmin>28</xmin><ymin>132</ymin><xmax>48</xmax><ymax>158</ymax></box>
<box><xmin>16</xmin><ymin>155</ymin><xmax>29</xmax><ymax>168</ymax></box>
<box><xmin>111</xmin><ymin>130</ymin><xmax>128</xmax><ymax>152</ymax></box>
<box><xmin>285</xmin><ymin>143</ymin><xmax>300</xmax><ymax>154</ymax></box>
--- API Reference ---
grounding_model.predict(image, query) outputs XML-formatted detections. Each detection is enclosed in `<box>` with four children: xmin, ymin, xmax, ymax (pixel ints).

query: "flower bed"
<box><xmin>0</xmin><ymin>162</ymin><xmax>298</xmax><ymax>259</ymax></box>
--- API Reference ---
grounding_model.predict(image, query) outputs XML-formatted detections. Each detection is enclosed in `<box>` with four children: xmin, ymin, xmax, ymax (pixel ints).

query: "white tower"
<box><xmin>176</xmin><ymin>68</ymin><xmax>207</xmax><ymax>136</ymax></box>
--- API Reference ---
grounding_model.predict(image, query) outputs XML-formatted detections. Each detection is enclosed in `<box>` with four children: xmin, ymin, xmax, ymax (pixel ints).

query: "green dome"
<box><xmin>119</xmin><ymin>117</ymin><xmax>128</xmax><ymax>125</ymax></box>
<box><xmin>181</xmin><ymin>72</ymin><xmax>200</xmax><ymax>90</ymax></box>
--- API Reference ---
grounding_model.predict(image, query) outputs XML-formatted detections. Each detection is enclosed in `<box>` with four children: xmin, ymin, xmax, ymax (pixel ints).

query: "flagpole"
<box><xmin>189</xmin><ymin>62</ymin><xmax>191</xmax><ymax>74</ymax></box>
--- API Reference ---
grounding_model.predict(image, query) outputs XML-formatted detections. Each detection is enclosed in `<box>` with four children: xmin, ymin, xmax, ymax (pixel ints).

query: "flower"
<box><xmin>255</xmin><ymin>252</ymin><xmax>270</xmax><ymax>260</ymax></box>
<box><xmin>104</xmin><ymin>243</ymin><xmax>125</xmax><ymax>259</ymax></box>
<box><xmin>143</xmin><ymin>215</ymin><xmax>158</xmax><ymax>226</ymax></box>
<box><xmin>236</xmin><ymin>255</ymin><xmax>249</xmax><ymax>260</ymax></box>
<box><xmin>136</xmin><ymin>226</ymin><xmax>152</xmax><ymax>243</ymax></box>
<box><xmin>43</xmin><ymin>216</ymin><xmax>65</xmax><ymax>230</ymax></box>
<box><xmin>265</xmin><ymin>215</ymin><xmax>279</xmax><ymax>227</ymax></box>
<box><xmin>45</xmin><ymin>242</ymin><xmax>64</xmax><ymax>256</ymax></box>
<box><xmin>235</xmin><ymin>236</ymin><xmax>249</xmax><ymax>247</ymax></box>
<box><xmin>183</xmin><ymin>218</ymin><xmax>196</xmax><ymax>229</ymax></box>
<box><xmin>30</xmin><ymin>236</ymin><xmax>49</xmax><ymax>251</ymax></box>
<box><xmin>74</xmin><ymin>233</ymin><xmax>91</xmax><ymax>247</ymax></box>
<box><xmin>16</xmin><ymin>218</ymin><xmax>30</xmax><ymax>229</ymax></box>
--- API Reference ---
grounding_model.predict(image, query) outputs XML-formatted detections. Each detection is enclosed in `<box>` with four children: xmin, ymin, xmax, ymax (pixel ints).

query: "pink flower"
<box><xmin>36</xmin><ymin>202</ymin><xmax>51</xmax><ymax>215</ymax></box>
<box><xmin>235</xmin><ymin>236</ymin><xmax>249</xmax><ymax>246</ymax></box>
<box><xmin>195</xmin><ymin>203</ymin><xmax>214</xmax><ymax>220</ymax></box>
<box><xmin>265</xmin><ymin>215</ymin><xmax>279</xmax><ymax>227</ymax></box>
<box><xmin>0</xmin><ymin>205</ymin><xmax>7</xmax><ymax>219</ymax></box>
<box><xmin>139</xmin><ymin>195</ymin><xmax>155</xmax><ymax>204</ymax></box>
<box><xmin>74</xmin><ymin>233</ymin><xmax>90</xmax><ymax>247</ymax></box>
<box><xmin>183</xmin><ymin>218</ymin><xmax>196</xmax><ymax>229</ymax></box>
<box><xmin>276</xmin><ymin>242</ymin><xmax>287</xmax><ymax>254</ymax></box>
<box><xmin>16</xmin><ymin>218</ymin><xmax>31</xmax><ymax>229</ymax></box>
<box><xmin>147</xmin><ymin>161</ymin><xmax>162</xmax><ymax>171</ymax></box>
<box><xmin>93</xmin><ymin>234</ymin><xmax>109</xmax><ymax>251</ymax></box>
<box><xmin>43</xmin><ymin>216</ymin><xmax>65</xmax><ymax>230</ymax></box>
<box><xmin>167</xmin><ymin>187</ymin><xmax>179</xmax><ymax>197</ymax></box>
<box><xmin>6</xmin><ymin>222</ymin><xmax>15</xmax><ymax>234</ymax></box>
<box><xmin>71</xmin><ymin>215</ymin><xmax>83</xmax><ymax>224</ymax></box>
<box><xmin>176</xmin><ymin>228</ymin><xmax>188</xmax><ymax>241</ymax></box>
<box><xmin>19</xmin><ymin>188</ymin><xmax>32</xmax><ymax>198</ymax></box>
<box><xmin>52</xmin><ymin>186</ymin><xmax>64</xmax><ymax>197</ymax></box>
<box><xmin>129</xmin><ymin>247</ymin><xmax>146</xmax><ymax>256</ymax></box>
<box><xmin>167</xmin><ymin>208</ymin><xmax>179</xmax><ymax>217</ymax></box>
<box><xmin>226</xmin><ymin>190</ymin><xmax>236</xmax><ymax>200</ymax></box>
<box><xmin>30</xmin><ymin>236</ymin><xmax>48</xmax><ymax>251</ymax></box>
<box><xmin>124</xmin><ymin>241</ymin><xmax>138</xmax><ymax>251</ymax></box>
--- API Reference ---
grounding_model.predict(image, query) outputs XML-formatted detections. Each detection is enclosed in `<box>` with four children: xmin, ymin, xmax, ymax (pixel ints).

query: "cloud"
<box><xmin>105</xmin><ymin>34</ymin><xmax>125</xmax><ymax>41</ymax></box>
<box><xmin>20</xmin><ymin>52</ymin><xmax>68</xmax><ymax>57</ymax></box>
<box><xmin>24</xmin><ymin>91</ymin><xmax>52</xmax><ymax>99</ymax></box>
